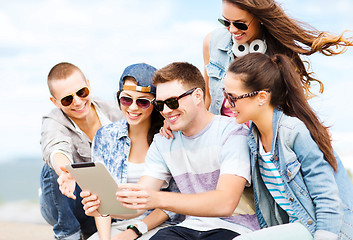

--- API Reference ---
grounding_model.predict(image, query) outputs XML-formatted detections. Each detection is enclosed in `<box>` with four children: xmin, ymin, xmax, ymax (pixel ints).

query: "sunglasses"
<box><xmin>153</xmin><ymin>88</ymin><xmax>197</xmax><ymax>112</ymax></box>
<box><xmin>119</xmin><ymin>95</ymin><xmax>153</xmax><ymax>109</ymax></box>
<box><xmin>222</xmin><ymin>88</ymin><xmax>270</xmax><ymax>107</ymax></box>
<box><xmin>218</xmin><ymin>17</ymin><xmax>255</xmax><ymax>31</ymax></box>
<box><xmin>60</xmin><ymin>87</ymin><xmax>90</xmax><ymax>106</ymax></box>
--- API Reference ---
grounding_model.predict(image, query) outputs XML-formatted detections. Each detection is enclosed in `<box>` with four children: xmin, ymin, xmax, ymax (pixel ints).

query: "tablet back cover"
<box><xmin>66</xmin><ymin>162</ymin><xmax>137</xmax><ymax>215</ymax></box>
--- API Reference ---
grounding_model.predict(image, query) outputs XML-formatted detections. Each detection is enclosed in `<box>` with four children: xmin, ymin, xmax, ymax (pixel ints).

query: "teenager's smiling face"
<box><xmin>224</xmin><ymin>72</ymin><xmax>259</xmax><ymax>124</ymax></box>
<box><xmin>50</xmin><ymin>70</ymin><xmax>92</xmax><ymax>121</ymax></box>
<box><xmin>222</xmin><ymin>1</ymin><xmax>262</xmax><ymax>45</ymax></box>
<box><xmin>119</xmin><ymin>79</ymin><xmax>154</xmax><ymax>126</ymax></box>
<box><xmin>155</xmin><ymin>80</ymin><xmax>199</xmax><ymax>136</ymax></box>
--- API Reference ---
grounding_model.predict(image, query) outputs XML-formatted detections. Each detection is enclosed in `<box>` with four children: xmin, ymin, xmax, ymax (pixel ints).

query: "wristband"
<box><xmin>135</xmin><ymin>221</ymin><xmax>148</xmax><ymax>235</ymax></box>
<box><xmin>127</xmin><ymin>225</ymin><xmax>142</xmax><ymax>238</ymax></box>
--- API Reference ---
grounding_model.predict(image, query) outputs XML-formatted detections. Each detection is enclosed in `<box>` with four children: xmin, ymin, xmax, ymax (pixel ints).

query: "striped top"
<box><xmin>144</xmin><ymin>115</ymin><xmax>260</xmax><ymax>233</ymax></box>
<box><xmin>258</xmin><ymin>140</ymin><xmax>298</xmax><ymax>223</ymax></box>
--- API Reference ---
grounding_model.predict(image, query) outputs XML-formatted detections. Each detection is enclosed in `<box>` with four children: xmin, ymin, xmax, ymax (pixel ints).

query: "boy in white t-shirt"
<box><xmin>81</xmin><ymin>62</ymin><xmax>259</xmax><ymax>239</ymax></box>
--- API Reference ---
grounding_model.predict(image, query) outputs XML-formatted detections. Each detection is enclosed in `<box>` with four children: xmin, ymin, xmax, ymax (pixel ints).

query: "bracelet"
<box><xmin>127</xmin><ymin>225</ymin><xmax>142</xmax><ymax>239</ymax></box>
<box><xmin>135</xmin><ymin>221</ymin><xmax>148</xmax><ymax>235</ymax></box>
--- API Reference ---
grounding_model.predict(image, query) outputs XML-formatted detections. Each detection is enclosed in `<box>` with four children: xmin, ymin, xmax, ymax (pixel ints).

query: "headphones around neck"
<box><xmin>232</xmin><ymin>38</ymin><xmax>267</xmax><ymax>57</ymax></box>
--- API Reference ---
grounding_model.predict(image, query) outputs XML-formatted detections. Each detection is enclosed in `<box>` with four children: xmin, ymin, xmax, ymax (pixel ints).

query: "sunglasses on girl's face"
<box><xmin>222</xmin><ymin>88</ymin><xmax>258</xmax><ymax>108</ymax></box>
<box><xmin>118</xmin><ymin>95</ymin><xmax>153</xmax><ymax>109</ymax></box>
<box><xmin>222</xmin><ymin>88</ymin><xmax>270</xmax><ymax>107</ymax></box>
<box><xmin>218</xmin><ymin>17</ymin><xmax>255</xmax><ymax>31</ymax></box>
<box><xmin>152</xmin><ymin>88</ymin><xmax>197</xmax><ymax>112</ymax></box>
<box><xmin>60</xmin><ymin>87</ymin><xmax>90</xmax><ymax>106</ymax></box>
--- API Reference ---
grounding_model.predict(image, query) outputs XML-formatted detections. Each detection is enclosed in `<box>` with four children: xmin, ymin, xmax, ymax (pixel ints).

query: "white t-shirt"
<box><xmin>144</xmin><ymin>115</ymin><xmax>260</xmax><ymax>233</ymax></box>
<box><xmin>127</xmin><ymin>162</ymin><xmax>145</xmax><ymax>183</ymax></box>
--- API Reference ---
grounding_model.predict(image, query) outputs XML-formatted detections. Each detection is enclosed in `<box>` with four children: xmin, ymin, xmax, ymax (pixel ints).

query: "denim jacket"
<box><xmin>92</xmin><ymin>119</ymin><xmax>184</xmax><ymax>223</ymax></box>
<box><xmin>248</xmin><ymin>108</ymin><xmax>353</xmax><ymax>240</ymax></box>
<box><xmin>205</xmin><ymin>28</ymin><xmax>234</xmax><ymax>115</ymax></box>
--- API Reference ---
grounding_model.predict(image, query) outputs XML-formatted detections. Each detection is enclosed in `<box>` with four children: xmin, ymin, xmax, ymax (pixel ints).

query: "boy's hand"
<box><xmin>117</xmin><ymin>183</ymin><xmax>160</xmax><ymax>210</ymax></box>
<box><xmin>57</xmin><ymin>165</ymin><xmax>76</xmax><ymax>199</ymax></box>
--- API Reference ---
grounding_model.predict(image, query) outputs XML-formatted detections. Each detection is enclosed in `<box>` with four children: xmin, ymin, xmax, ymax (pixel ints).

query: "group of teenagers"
<box><xmin>39</xmin><ymin>0</ymin><xmax>353</xmax><ymax>240</ymax></box>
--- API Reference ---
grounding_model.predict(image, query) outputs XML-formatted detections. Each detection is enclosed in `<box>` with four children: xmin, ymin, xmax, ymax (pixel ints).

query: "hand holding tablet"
<box><xmin>66</xmin><ymin>162</ymin><xmax>137</xmax><ymax>216</ymax></box>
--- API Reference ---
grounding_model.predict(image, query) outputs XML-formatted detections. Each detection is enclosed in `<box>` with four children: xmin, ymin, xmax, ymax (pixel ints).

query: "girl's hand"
<box><xmin>81</xmin><ymin>191</ymin><xmax>102</xmax><ymax>217</ymax></box>
<box><xmin>159</xmin><ymin>120</ymin><xmax>174</xmax><ymax>139</ymax></box>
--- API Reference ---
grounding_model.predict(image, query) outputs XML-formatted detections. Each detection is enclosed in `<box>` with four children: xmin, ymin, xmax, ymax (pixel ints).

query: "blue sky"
<box><xmin>0</xmin><ymin>0</ymin><xmax>352</xmax><ymax>169</ymax></box>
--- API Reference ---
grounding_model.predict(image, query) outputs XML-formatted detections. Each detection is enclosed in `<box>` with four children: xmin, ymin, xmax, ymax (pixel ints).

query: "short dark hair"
<box><xmin>153</xmin><ymin>62</ymin><xmax>206</xmax><ymax>99</ymax></box>
<box><xmin>47</xmin><ymin>62</ymin><xmax>86</xmax><ymax>95</ymax></box>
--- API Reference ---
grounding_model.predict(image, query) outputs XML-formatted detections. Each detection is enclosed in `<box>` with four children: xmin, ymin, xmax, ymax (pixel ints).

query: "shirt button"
<box><xmin>307</xmin><ymin>219</ymin><xmax>313</xmax><ymax>225</ymax></box>
<box><xmin>287</xmin><ymin>170</ymin><xmax>292</xmax><ymax>177</ymax></box>
<box><xmin>289</xmin><ymin>197</ymin><xmax>294</xmax><ymax>202</ymax></box>
<box><xmin>274</xmin><ymin>156</ymin><xmax>279</xmax><ymax>160</ymax></box>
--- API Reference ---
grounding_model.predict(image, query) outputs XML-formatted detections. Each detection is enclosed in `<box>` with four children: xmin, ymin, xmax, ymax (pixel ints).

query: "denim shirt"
<box><xmin>248</xmin><ymin>108</ymin><xmax>353</xmax><ymax>239</ymax></box>
<box><xmin>92</xmin><ymin>119</ymin><xmax>183</xmax><ymax>223</ymax></box>
<box><xmin>205</xmin><ymin>28</ymin><xmax>234</xmax><ymax>115</ymax></box>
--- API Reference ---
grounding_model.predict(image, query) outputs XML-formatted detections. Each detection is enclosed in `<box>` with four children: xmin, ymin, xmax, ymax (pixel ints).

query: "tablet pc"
<box><xmin>66</xmin><ymin>162</ymin><xmax>137</xmax><ymax>215</ymax></box>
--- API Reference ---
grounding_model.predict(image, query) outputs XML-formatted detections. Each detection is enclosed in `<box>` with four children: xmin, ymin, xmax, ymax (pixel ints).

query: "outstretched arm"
<box><xmin>53</xmin><ymin>153</ymin><xmax>76</xmax><ymax>200</ymax></box>
<box><xmin>118</xmin><ymin>174</ymin><xmax>247</xmax><ymax>217</ymax></box>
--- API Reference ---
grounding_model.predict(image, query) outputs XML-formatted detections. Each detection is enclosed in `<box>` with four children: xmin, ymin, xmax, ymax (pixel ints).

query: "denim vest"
<box><xmin>205</xmin><ymin>28</ymin><xmax>234</xmax><ymax>115</ymax></box>
<box><xmin>248</xmin><ymin>108</ymin><xmax>353</xmax><ymax>239</ymax></box>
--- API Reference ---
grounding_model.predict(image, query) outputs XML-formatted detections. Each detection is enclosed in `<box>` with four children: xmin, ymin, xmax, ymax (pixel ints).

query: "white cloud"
<box><xmin>0</xmin><ymin>0</ymin><xmax>352</xmax><ymax>162</ymax></box>
<box><xmin>0</xmin><ymin>0</ymin><xmax>218</xmax><ymax>160</ymax></box>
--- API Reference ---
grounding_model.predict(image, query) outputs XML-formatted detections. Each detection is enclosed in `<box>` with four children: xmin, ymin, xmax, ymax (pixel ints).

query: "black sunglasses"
<box><xmin>60</xmin><ymin>87</ymin><xmax>90</xmax><ymax>106</ymax></box>
<box><xmin>118</xmin><ymin>95</ymin><xmax>153</xmax><ymax>109</ymax></box>
<box><xmin>218</xmin><ymin>17</ymin><xmax>255</xmax><ymax>31</ymax></box>
<box><xmin>222</xmin><ymin>88</ymin><xmax>270</xmax><ymax>107</ymax></box>
<box><xmin>153</xmin><ymin>88</ymin><xmax>197</xmax><ymax>111</ymax></box>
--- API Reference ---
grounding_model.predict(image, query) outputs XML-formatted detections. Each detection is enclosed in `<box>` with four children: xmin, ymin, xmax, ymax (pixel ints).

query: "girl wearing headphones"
<box><xmin>204</xmin><ymin>0</ymin><xmax>353</xmax><ymax>116</ymax></box>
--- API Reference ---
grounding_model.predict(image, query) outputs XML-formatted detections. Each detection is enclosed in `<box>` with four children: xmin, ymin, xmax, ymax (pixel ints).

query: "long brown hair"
<box><xmin>228</xmin><ymin>53</ymin><xmax>337</xmax><ymax>171</ymax></box>
<box><xmin>223</xmin><ymin>0</ymin><xmax>353</xmax><ymax>98</ymax></box>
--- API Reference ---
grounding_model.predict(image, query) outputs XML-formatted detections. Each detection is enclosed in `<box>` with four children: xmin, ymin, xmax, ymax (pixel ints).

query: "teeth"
<box><xmin>129</xmin><ymin>112</ymin><xmax>140</xmax><ymax>117</ymax></box>
<box><xmin>77</xmin><ymin>105</ymin><xmax>85</xmax><ymax>111</ymax></box>
<box><xmin>233</xmin><ymin>33</ymin><xmax>244</xmax><ymax>38</ymax></box>
<box><xmin>169</xmin><ymin>115</ymin><xmax>178</xmax><ymax>121</ymax></box>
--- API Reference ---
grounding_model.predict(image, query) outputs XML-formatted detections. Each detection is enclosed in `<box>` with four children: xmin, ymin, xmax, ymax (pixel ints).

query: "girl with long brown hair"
<box><xmin>204</xmin><ymin>0</ymin><xmax>353</xmax><ymax>116</ymax></box>
<box><xmin>223</xmin><ymin>52</ymin><xmax>353</xmax><ymax>240</ymax></box>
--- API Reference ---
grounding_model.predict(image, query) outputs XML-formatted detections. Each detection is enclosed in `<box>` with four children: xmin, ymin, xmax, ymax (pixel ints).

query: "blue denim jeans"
<box><xmin>40</xmin><ymin>164</ymin><xmax>96</xmax><ymax>239</ymax></box>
